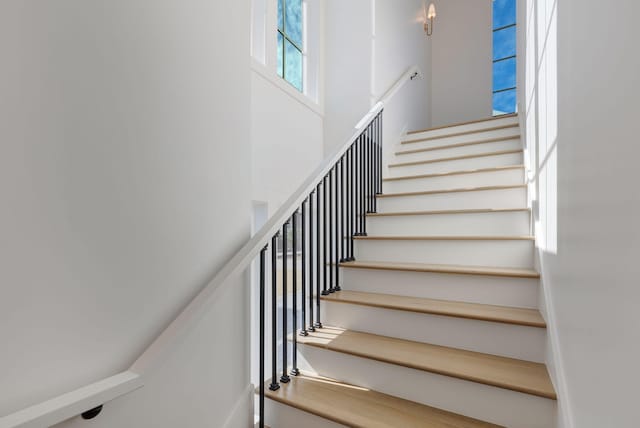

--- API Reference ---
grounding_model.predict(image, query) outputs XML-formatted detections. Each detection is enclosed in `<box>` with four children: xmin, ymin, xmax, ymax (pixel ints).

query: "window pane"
<box><xmin>277</xmin><ymin>32</ymin><xmax>284</xmax><ymax>77</ymax></box>
<box><xmin>493</xmin><ymin>26</ymin><xmax>516</xmax><ymax>60</ymax></box>
<box><xmin>285</xmin><ymin>0</ymin><xmax>303</xmax><ymax>47</ymax></box>
<box><xmin>493</xmin><ymin>0</ymin><xmax>516</xmax><ymax>28</ymax></box>
<box><xmin>285</xmin><ymin>40</ymin><xmax>302</xmax><ymax>91</ymax></box>
<box><xmin>493</xmin><ymin>88</ymin><xmax>517</xmax><ymax>115</ymax></box>
<box><xmin>277</xmin><ymin>0</ymin><xmax>284</xmax><ymax>30</ymax></box>
<box><xmin>493</xmin><ymin>56</ymin><xmax>516</xmax><ymax>91</ymax></box>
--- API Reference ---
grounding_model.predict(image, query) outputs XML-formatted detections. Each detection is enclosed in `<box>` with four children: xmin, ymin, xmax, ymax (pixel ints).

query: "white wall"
<box><xmin>431</xmin><ymin>0</ymin><xmax>493</xmax><ymax>126</ymax></box>
<box><xmin>323</xmin><ymin>0</ymin><xmax>432</xmax><ymax>154</ymax></box>
<box><xmin>251</xmin><ymin>70</ymin><xmax>324</xmax><ymax>215</ymax></box>
<box><xmin>0</xmin><ymin>1</ymin><xmax>253</xmax><ymax>426</ymax></box>
<box><xmin>522</xmin><ymin>0</ymin><xmax>640</xmax><ymax>426</ymax></box>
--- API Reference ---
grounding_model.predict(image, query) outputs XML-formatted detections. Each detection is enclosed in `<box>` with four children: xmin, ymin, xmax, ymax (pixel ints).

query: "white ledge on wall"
<box><xmin>0</xmin><ymin>372</ymin><xmax>143</xmax><ymax>428</ymax></box>
<box><xmin>251</xmin><ymin>58</ymin><xmax>324</xmax><ymax>117</ymax></box>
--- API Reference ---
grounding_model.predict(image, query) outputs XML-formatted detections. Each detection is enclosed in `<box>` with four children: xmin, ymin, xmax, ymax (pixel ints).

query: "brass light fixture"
<box><xmin>423</xmin><ymin>3</ymin><xmax>436</xmax><ymax>36</ymax></box>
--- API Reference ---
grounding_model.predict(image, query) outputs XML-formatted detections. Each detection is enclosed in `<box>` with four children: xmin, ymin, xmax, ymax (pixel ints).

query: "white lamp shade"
<box><xmin>427</xmin><ymin>3</ymin><xmax>436</xmax><ymax>19</ymax></box>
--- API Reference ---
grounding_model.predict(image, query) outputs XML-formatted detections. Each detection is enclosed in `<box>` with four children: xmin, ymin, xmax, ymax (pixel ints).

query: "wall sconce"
<box><xmin>423</xmin><ymin>3</ymin><xmax>436</xmax><ymax>36</ymax></box>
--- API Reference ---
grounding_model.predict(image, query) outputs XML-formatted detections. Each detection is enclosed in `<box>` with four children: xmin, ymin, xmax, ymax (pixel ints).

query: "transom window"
<box><xmin>492</xmin><ymin>0</ymin><xmax>516</xmax><ymax>115</ymax></box>
<box><xmin>277</xmin><ymin>0</ymin><xmax>303</xmax><ymax>92</ymax></box>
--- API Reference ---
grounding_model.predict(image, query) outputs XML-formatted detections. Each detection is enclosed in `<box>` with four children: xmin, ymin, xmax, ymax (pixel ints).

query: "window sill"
<box><xmin>251</xmin><ymin>58</ymin><xmax>324</xmax><ymax>117</ymax></box>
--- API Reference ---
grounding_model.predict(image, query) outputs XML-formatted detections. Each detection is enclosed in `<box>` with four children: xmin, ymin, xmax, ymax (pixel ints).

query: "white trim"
<box><xmin>222</xmin><ymin>384</ymin><xmax>254</xmax><ymax>428</ymax></box>
<box><xmin>0</xmin><ymin>372</ymin><xmax>142</xmax><ymax>428</ymax></box>
<box><xmin>251</xmin><ymin>58</ymin><xmax>324</xmax><ymax>117</ymax></box>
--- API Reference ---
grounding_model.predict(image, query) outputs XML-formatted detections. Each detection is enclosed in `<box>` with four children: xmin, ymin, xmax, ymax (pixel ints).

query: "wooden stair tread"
<box><xmin>389</xmin><ymin>149</ymin><xmax>523</xmax><ymax>168</ymax></box>
<box><xmin>402</xmin><ymin>124</ymin><xmax>519</xmax><ymax>145</ymax></box>
<box><xmin>264</xmin><ymin>374</ymin><xmax>502</xmax><ymax>428</ymax></box>
<box><xmin>376</xmin><ymin>184</ymin><xmax>526</xmax><ymax>198</ymax></box>
<box><xmin>321</xmin><ymin>291</ymin><xmax>546</xmax><ymax>327</ymax></box>
<box><xmin>407</xmin><ymin>113</ymin><xmax>517</xmax><ymax>135</ymax></box>
<box><xmin>296</xmin><ymin>328</ymin><xmax>556</xmax><ymax>399</ymax></box>
<box><xmin>383</xmin><ymin>165</ymin><xmax>525</xmax><ymax>182</ymax></box>
<box><xmin>353</xmin><ymin>235</ymin><xmax>535</xmax><ymax>241</ymax></box>
<box><xmin>367</xmin><ymin>208</ymin><xmax>531</xmax><ymax>217</ymax></box>
<box><xmin>340</xmin><ymin>260</ymin><xmax>540</xmax><ymax>278</ymax></box>
<box><xmin>396</xmin><ymin>135</ymin><xmax>521</xmax><ymax>156</ymax></box>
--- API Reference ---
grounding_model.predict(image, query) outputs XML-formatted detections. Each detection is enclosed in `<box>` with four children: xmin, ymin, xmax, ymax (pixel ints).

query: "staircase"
<box><xmin>261</xmin><ymin>114</ymin><xmax>557</xmax><ymax>427</ymax></box>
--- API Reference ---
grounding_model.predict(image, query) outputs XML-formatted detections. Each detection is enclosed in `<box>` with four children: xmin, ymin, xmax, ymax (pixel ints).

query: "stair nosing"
<box><xmin>296</xmin><ymin>328</ymin><xmax>557</xmax><ymax>400</ymax></box>
<box><xmin>377</xmin><ymin>184</ymin><xmax>526</xmax><ymax>198</ymax></box>
<box><xmin>407</xmin><ymin>113</ymin><xmax>518</xmax><ymax>135</ymax></box>
<box><xmin>402</xmin><ymin>123</ymin><xmax>520</xmax><ymax>145</ymax></box>
<box><xmin>383</xmin><ymin>165</ymin><xmax>525</xmax><ymax>182</ymax></box>
<box><xmin>263</xmin><ymin>374</ymin><xmax>503</xmax><ymax>428</ymax></box>
<box><xmin>321</xmin><ymin>291</ymin><xmax>546</xmax><ymax>328</ymax></box>
<box><xmin>367</xmin><ymin>208</ymin><xmax>531</xmax><ymax>217</ymax></box>
<box><xmin>389</xmin><ymin>149</ymin><xmax>523</xmax><ymax>168</ymax></box>
<box><xmin>353</xmin><ymin>235</ymin><xmax>535</xmax><ymax>241</ymax></box>
<box><xmin>340</xmin><ymin>260</ymin><xmax>540</xmax><ymax>278</ymax></box>
<box><xmin>395</xmin><ymin>134</ymin><xmax>521</xmax><ymax>156</ymax></box>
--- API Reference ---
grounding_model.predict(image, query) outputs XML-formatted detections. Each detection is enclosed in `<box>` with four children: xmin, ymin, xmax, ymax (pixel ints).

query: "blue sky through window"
<box><xmin>277</xmin><ymin>0</ymin><xmax>303</xmax><ymax>92</ymax></box>
<box><xmin>493</xmin><ymin>0</ymin><xmax>516</xmax><ymax>114</ymax></box>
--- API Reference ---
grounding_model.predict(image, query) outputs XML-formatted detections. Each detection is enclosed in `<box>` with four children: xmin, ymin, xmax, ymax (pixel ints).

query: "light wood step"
<box><xmin>264</xmin><ymin>374</ymin><xmax>502</xmax><ymax>428</ymax></box>
<box><xmin>389</xmin><ymin>149</ymin><xmax>523</xmax><ymax>169</ymax></box>
<box><xmin>367</xmin><ymin>208</ymin><xmax>531</xmax><ymax>217</ymax></box>
<box><xmin>377</xmin><ymin>184</ymin><xmax>527</xmax><ymax>198</ymax></box>
<box><xmin>296</xmin><ymin>328</ymin><xmax>557</xmax><ymax>399</ymax></box>
<box><xmin>340</xmin><ymin>260</ymin><xmax>540</xmax><ymax>278</ymax></box>
<box><xmin>321</xmin><ymin>291</ymin><xmax>546</xmax><ymax>328</ymax></box>
<box><xmin>383</xmin><ymin>165</ymin><xmax>525</xmax><ymax>182</ymax></box>
<box><xmin>407</xmin><ymin>113</ymin><xmax>518</xmax><ymax>135</ymax></box>
<box><xmin>402</xmin><ymin>124</ymin><xmax>519</xmax><ymax>145</ymax></box>
<box><xmin>396</xmin><ymin>135</ymin><xmax>521</xmax><ymax>156</ymax></box>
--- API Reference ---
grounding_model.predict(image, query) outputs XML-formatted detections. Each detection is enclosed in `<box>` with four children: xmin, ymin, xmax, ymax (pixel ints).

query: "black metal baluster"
<box><xmin>340</xmin><ymin>156</ymin><xmax>346</xmax><ymax>263</ymax></box>
<box><xmin>369</xmin><ymin>121</ymin><xmax>374</xmax><ymax>213</ymax></box>
<box><xmin>348</xmin><ymin>144</ymin><xmax>353</xmax><ymax>242</ymax></box>
<box><xmin>259</xmin><ymin>245</ymin><xmax>267</xmax><ymax>428</ymax></box>
<box><xmin>315</xmin><ymin>183</ymin><xmax>323</xmax><ymax>327</ymax></box>
<box><xmin>269</xmin><ymin>235</ymin><xmax>280</xmax><ymax>391</ymax></box>
<box><xmin>301</xmin><ymin>199</ymin><xmax>308</xmax><ymax>336</ymax></box>
<box><xmin>366</xmin><ymin>123</ymin><xmax>371</xmax><ymax>214</ymax></box>
<box><xmin>360</xmin><ymin>134</ymin><xmax>367</xmax><ymax>235</ymax></box>
<box><xmin>291</xmin><ymin>213</ymin><xmax>299</xmax><ymax>376</ymax></box>
<box><xmin>308</xmin><ymin>192</ymin><xmax>315</xmax><ymax>332</ymax></box>
<box><xmin>281</xmin><ymin>222</ymin><xmax>290</xmax><ymax>384</ymax></box>
<box><xmin>328</xmin><ymin>170</ymin><xmax>334</xmax><ymax>293</ymax></box>
<box><xmin>334</xmin><ymin>160</ymin><xmax>341</xmax><ymax>291</ymax></box>
<box><xmin>322</xmin><ymin>175</ymin><xmax>329</xmax><ymax>296</ymax></box>
<box><xmin>378</xmin><ymin>111</ymin><xmax>384</xmax><ymax>194</ymax></box>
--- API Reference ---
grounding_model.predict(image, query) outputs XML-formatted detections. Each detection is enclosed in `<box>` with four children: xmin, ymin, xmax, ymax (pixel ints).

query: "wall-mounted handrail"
<box><xmin>0</xmin><ymin>65</ymin><xmax>423</xmax><ymax>428</ymax></box>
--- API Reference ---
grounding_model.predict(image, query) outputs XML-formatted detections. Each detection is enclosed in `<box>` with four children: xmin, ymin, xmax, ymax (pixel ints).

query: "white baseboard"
<box><xmin>222</xmin><ymin>384</ymin><xmax>254</xmax><ymax>428</ymax></box>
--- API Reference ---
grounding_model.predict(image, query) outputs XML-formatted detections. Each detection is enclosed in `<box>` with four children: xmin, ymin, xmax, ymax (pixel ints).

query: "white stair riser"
<box><xmin>377</xmin><ymin>187</ymin><xmax>527</xmax><ymax>212</ymax></box>
<box><xmin>393</xmin><ymin>138</ymin><xmax>521</xmax><ymax>164</ymax></box>
<box><xmin>265</xmin><ymin>399</ymin><xmax>346</xmax><ymax>428</ymax></box>
<box><xmin>367</xmin><ymin>211</ymin><xmax>531</xmax><ymax>236</ymax></box>
<box><xmin>387</xmin><ymin>152</ymin><xmax>524</xmax><ymax>177</ymax></box>
<box><xmin>401</xmin><ymin>126</ymin><xmax>520</xmax><ymax>151</ymax></box>
<box><xmin>322</xmin><ymin>302</ymin><xmax>546</xmax><ymax>362</ymax></box>
<box><xmin>341</xmin><ymin>268</ymin><xmax>539</xmax><ymax>308</ymax></box>
<box><xmin>383</xmin><ymin>167</ymin><xmax>524</xmax><ymax>193</ymax></box>
<box><xmin>296</xmin><ymin>346</ymin><xmax>556</xmax><ymax>428</ymax></box>
<box><xmin>354</xmin><ymin>239</ymin><xmax>534</xmax><ymax>268</ymax></box>
<box><xmin>407</xmin><ymin>117</ymin><xmax>519</xmax><ymax>141</ymax></box>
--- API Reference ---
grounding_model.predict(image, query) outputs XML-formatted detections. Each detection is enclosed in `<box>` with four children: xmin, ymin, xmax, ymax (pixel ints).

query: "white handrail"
<box><xmin>1</xmin><ymin>65</ymin><xmax>423</xmax><ymax>428</ymax></box>
<box><xmin>0</xmin><ymin>372</ymin><xmax>142</xmax><ymax>428</ymax></box>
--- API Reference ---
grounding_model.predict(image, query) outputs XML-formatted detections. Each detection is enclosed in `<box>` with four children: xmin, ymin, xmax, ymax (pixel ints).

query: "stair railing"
<box><xmin>256</xmin><ymin>110</ymin><xmax>383</xmax><ymax>426</ymax></box>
